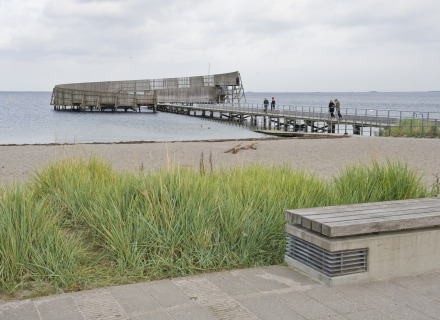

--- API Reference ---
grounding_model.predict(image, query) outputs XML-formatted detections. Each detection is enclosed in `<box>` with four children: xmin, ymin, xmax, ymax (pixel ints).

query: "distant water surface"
<box><xmin>246</xmin><ymin>92</ymin><xmax>440</xmax><ymax>113</ymax></box>
<box><xmin>0</xmin><ymin>92</ymin><xmax>266</xmax><ymax>145</ymax></box>
<box><xmin>1</xmin><ymin>91</ymin><xmax>439</xmax><ymax>145</ymax></box>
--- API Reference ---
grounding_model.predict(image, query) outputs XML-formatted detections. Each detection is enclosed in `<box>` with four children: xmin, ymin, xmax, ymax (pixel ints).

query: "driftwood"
<box><xmin>225</xmin><ymin>142</ymin><xmax>258</xmax><ymax>154</ymax></box>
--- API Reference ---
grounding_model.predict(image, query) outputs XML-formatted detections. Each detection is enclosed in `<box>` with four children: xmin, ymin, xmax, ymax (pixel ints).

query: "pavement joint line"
<box><xmin>139</xmin><ymin>281</ymin><xmax>175</xmax><ymax>319</ymax></box>
<box><xmin>27</xmin><ymin>299</ymin><xmax>46</xmax><ymax>320</ymax></box>
<box><xmin>229</xmin><ymin>268</ymin><xmax>264</xmax><ymax>293</ymax></box>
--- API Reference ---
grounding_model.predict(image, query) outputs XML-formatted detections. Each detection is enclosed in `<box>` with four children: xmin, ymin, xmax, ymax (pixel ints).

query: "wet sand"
<box><xmin>1</xmin><ymin>136</ymin><xmax>439</xmax><ymax>188</ymax></box>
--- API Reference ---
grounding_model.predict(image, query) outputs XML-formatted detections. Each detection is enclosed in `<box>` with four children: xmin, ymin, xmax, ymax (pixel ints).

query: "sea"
<box><xmin>1</xmin><ymin>91</ymin><xmax>439</xmax><ymax>145</ymax></box>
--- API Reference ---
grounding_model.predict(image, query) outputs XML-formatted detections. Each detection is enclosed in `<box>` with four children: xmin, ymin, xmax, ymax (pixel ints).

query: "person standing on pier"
<box><xmin>263</xmin><ymin>98</ymin><xmax>269</xmax><ymax>113</ymax></box>
<box><xmin>271</xmin><ymin>97</ymin><xmax>276</xmax><ymax>113</ymax></box>
<box><xmin>335</xmin><ymin>99</ymin><xmax>342</xmax><ymax>119</ymax></box>
<box><xmin>329</xmin><ymin>100</ymin><xmax>335</xmax><ymax>118</ymax></box>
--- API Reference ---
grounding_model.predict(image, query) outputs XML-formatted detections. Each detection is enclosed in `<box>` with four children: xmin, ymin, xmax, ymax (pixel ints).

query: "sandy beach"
<box><xmin>1</xmin><ymin>135</ymin><xmax>439</xmax><ymax>188</ymax></box>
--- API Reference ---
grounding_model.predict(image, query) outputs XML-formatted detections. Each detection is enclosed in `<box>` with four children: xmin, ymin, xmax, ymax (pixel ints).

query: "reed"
<box><xmin>0</xmin><ymin>156</ymin><xmax>435</xmax><ymax>296</ymax></box>
<box><xmin>380</xmin><ymin>119</ymin><xmax>439</xmax><ymax>138</ymax></box>
<box><xmin>0</xmin><ymin>184</ymin><xmax>83</xmax><ymax>294</ymax></box>
<box><xmin>331</xmin><ymin>159</ymin><xmax>431</xmax><ymax>204</ymax></box>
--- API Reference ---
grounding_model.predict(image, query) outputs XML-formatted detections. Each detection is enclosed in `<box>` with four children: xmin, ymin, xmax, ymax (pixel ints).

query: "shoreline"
<box><xmin>0</xmin><ymin>134</ymin><xmax>347</xmax><ymax>147</ymax></box>
<box><xmin>1</xmin><ymin>135</ymin><xmax>439</xmax><ymax>188</ymax></box>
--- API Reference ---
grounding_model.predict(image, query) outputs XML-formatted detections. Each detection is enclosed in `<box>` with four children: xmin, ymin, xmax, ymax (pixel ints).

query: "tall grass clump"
<box><xmin>332</xmin><ymin>159</ymin><xmax>434</xmax><ymax>204</ymax></box>
<box><xmin>0</xmin><ymin>156</ymin><xmax>434</xmax><ymax>297</ymax></box>
<box><xmin>32</xmin><ymin>157</ymin><xmax>118</xmax><ymax>228</ymax></box>
<box><xmin>31</xmin><ymin>159</ymin><xmax>330</xmax><ymax>279</ymax></box>
<box><xmin>380</xmin><ymin>119</ymin><xmax>439</xmax><ymax>138</ymax></box>
<box><xmin>0</xmin><ymin>184</ymin><xmax>83</xmax><ymax>294</ymax></box>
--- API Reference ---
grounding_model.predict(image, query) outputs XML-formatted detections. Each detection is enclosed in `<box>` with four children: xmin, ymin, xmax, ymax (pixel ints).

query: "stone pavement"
<box><xmin>1</xmin><ymin>266</ymin><xmax>439</xmax><ymax>320</ymax></box>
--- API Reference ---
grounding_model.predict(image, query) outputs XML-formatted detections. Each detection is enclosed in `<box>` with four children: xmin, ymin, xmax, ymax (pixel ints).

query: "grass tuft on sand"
<box><xmin>0</xmin><ymin>156</ymin><xmax>436</xmax><ymax>297</ymax></box>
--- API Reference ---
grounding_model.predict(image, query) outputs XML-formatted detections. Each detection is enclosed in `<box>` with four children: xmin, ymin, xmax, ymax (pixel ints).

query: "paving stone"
<box><xmin>362</xmin><ymin>279</ymin><xmax>440</xmax><ymax>317</ymax></box>
<box><xmin>0</xmin><ymin>300</ymin><xmax>40</xmax><ymax>320</ymax></box>
<box><xmin>380</xmin><ymin>305</ymin><xmax>434</xmax><ymax>320</ymax></box>
<box><xmin>237</xmin><ymin>294</ymin><xmax>305</xmax><ymax>320</ymax></box>
<box><xmin>403</xmin><ymin>296</ymin><xmax>440</xmax><ymax>319</ymax></box>
<box><xmin>166</xmin><ymin>304</ymin><xmax>217</xmax><ymax>320</ymax></box>
<box><xmin>36</xmin><ymin>296</ymin><xmax>84</xmax><ymax>320</ymax></box>
<box><xmin>109</xmin><ymin>284</ymin><xmax>161</xmax><ymax>314</ymax></box>
<box><xmin>326</xmin><ymin>283</ymin><xmax>397</xmax><ymax>310</ymax></box>
<box><xmin>203</xmin><ymin>271</ymin><xmax>260</xmax><ymax>296</ymax></box>
<box><xmin>1</xmin><ymin>268</ymin><xmax>439</xmax><ymax>320</ymax></box>
<box><xmin>391</xmin><ymin>272</ymin><xmax>440</xmax><ymax>301</ymax></box>
<box><xmin>129</xmin><ymin>309</ymin><xmax>173</xmax><ymax>320</ymax></box>
<box><xmin>174</xmin><ymin>277</ymin><xmax>259</xmax><ymax>319</ymax></box>
<box><xmin>305</xmin><ymin>286</ymin><xmax>372</xmax><ymax>315</ymax></box>
<box><xmin>344</xmin><ymin>310</ymin><xmax>393</xmax><ymax>320</ymax></box>
<box><xmin>142</xmin><ymin>280</ymin><xmax>191</xmax><ymax>308</ymax></box>
<box><xmin>274</xmin><ymin>291</ymin><xmax>339</xmax><ymax>320</ymax></box>
<box><xmin>261</xmin><ymin>265</ymin><xmax>322</xmax><ymax>289</ymax></box>
<box><xmin>230</xmin><ymin>268</ymin><xmax>290</xmax><ymax>292</ymax></box>
<box><xmin>74</xmin><ymin>289</ymin><xmax>128</xmax><ymax>320</ymax></box>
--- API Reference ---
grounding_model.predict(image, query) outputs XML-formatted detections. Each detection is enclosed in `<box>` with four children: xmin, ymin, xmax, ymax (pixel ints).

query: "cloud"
<box><xmin>1</xmin><ymin>0</ymin><xmax>440</xmax><ymax>91</ymax></box>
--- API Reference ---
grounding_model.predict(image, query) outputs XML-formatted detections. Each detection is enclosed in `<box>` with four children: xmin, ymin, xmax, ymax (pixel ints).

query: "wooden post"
<box><xmin>97</xmin><ymin>95</ymin><xmax>101</xmax><ymax>111</ymax></box>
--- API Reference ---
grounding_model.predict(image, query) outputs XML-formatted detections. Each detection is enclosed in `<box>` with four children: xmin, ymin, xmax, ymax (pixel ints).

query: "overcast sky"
<box><xmin>1</xmin><ymin>0</ymin><xmax>440</xmax><ymax>92</ymax></box>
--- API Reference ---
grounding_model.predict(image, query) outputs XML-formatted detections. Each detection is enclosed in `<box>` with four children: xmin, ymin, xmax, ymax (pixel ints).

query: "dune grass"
<box><xmin>380</xmin><ymin>119</ymin><xmax>439</xmax><ymax>138</ymax></box>
<box><xmin>0</xmin><ymin>156</ymin><xmax>436</xmax><ymax>297</ymax></box>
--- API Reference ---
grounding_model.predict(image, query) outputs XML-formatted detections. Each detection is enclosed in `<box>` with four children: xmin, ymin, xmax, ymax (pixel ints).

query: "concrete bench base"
<box><xmin>285</xmin><ymin>223</ymin><xmax>440</xmax><ymax>286</ymax></box>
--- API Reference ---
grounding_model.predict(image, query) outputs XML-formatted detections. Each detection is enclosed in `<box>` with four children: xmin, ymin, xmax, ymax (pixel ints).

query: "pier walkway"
<box><xmin>157</xmin><ymin>103</ymin><xmax>440</xmax><ymax>136</ymax></box>
<box><xmin>50</xmin><ymin>72</ymin><xmax>440</xmax><ymax>136</ymax></box>
<box><xmin>2</xmin><ymin>266</ymin><xmax>439</xmax><ymax>319</ymax></box>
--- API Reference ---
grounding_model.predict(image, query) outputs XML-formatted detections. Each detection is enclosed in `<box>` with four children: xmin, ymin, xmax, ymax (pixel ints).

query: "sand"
<box><xmin>1</xmin><ymin>135</ymin><xmax>439</xmax><ymax>188</ymax></box>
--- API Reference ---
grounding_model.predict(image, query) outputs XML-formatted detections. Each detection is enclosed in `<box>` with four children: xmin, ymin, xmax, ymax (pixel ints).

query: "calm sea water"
<box><xmin>1</xmin><ymin>91</ymin><xmax>439</xmax><ymax>145</ymax></box>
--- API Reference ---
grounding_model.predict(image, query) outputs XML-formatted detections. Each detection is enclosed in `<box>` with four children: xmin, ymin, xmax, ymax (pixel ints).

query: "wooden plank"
<box><xmin>322</xmin><ymin>211</ymin><xmax>440</xmax><ymax>237</ymax></box>
<box><xmin>309</xmin><ymin>201</ymin><xmax>440</xmax><ymax>220</ymax></box>
<box><xmin>285</xmin><ymin>210</ymin><xmax>302</xmax><ymax>224</ymax></box>
<box><xmin>306</xmin><ymin>205</ymin><xmax>440</xmax><ymax>225</ymax></box>
<box><xmin>289</xmin><ymin>198</ymin><xmax>440</xmax><ymax>218</ymax></box>
<box><xmin>285</xmin><ymin>198</ymin><xmax>440</xmax><ymax>225</ymax></box>
<box><xmin>312</xmin><ymin>207</ymin><xmax>440</xmax><ymax>235</ymax></box>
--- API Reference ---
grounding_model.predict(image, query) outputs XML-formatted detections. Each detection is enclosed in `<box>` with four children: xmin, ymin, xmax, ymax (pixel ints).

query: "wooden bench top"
<box><xmin>285</xmin><ymin>197</ymin><xmax>440</xmax><ymax>237</ymax></box>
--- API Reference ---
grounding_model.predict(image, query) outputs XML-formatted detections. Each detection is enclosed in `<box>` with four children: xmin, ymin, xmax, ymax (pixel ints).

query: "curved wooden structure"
<box><xmin>50</xmin><ymin>71</ymin><xmax>245</xmax><ymax>112</ymax></box>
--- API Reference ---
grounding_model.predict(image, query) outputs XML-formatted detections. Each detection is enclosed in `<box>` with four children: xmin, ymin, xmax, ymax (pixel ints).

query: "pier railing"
<box><xmin>165</xmin><ymin>102</ymin><xmax>440</xmax><ymax>137</ymax></box>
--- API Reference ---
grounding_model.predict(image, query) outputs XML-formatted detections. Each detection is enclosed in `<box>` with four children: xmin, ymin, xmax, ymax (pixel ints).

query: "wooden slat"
<box><xmin>322</xmin><ymin>212</ymin><xmax>440</xmax><ymax>237</ymax></box>
<box><xmin>304</xmin><ymin>200</ymin><xmax>440</xmax><ymax>221</ymax></box>
<box><xmin>285</xmin><ymin>198</ymin><xmax>440</xmax><ymax>224</ymax></box>
<box><xmin>285</xmin><ymin>198</ymin><xmax>440</xmax><ymax>237</ymax></box>
<box><xmin>311</xmin><ymin>206</ymin><xmax>440</xmax><ymax>224</ymax></box>
<box><xmin>304</xmin><ymin>206</ymin><xmax>440</xmax><ymax>233</ymax></box>
<box><xmin>310</xmin><ymin>206</ymin><xmax>440</xmax><ymax>234</ymax></box>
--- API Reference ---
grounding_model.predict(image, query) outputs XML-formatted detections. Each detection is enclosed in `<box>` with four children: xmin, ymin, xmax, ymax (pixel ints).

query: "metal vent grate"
<box><xmin>286</xmin><ymin>234</ymin><xmax>367</xmax><ymax>277</ymax></box>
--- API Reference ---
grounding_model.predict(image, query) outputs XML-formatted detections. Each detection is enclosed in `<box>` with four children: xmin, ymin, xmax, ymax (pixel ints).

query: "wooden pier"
<box><xmin>51</xmin><ymin>72</ymin><xmax>440</xmax><ymax>136</ymax></box>
<box><xmin>51</xmin><ymin>71</ymin><xmax>245</xmax><ymax>112</ymax></box>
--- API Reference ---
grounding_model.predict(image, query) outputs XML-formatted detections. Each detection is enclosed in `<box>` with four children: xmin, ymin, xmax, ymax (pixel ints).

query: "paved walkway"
<box><xmin>1</xmin><ymin>266</ymin><xmax>439</xmax><ymax>320</ymax></box>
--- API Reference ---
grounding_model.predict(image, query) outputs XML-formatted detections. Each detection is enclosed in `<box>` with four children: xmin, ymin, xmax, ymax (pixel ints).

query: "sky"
<box><xmin>1</xmin><ymin>0</ymin><xmax>440</xmax><ymax>92</ymax></box>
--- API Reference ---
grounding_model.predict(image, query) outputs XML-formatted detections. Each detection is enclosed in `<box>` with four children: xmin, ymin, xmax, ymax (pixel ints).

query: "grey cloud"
<box><xmin>1</xmin><ymin>0</ymin><xmax>440</xmax><ymax>91</ymax></box>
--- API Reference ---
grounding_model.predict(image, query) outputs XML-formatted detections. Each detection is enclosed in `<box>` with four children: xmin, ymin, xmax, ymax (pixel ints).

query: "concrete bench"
<box><xmin>284</xmin><ymin>197</ymin><xmax>440</xmax><ymax>286</ymax></box>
